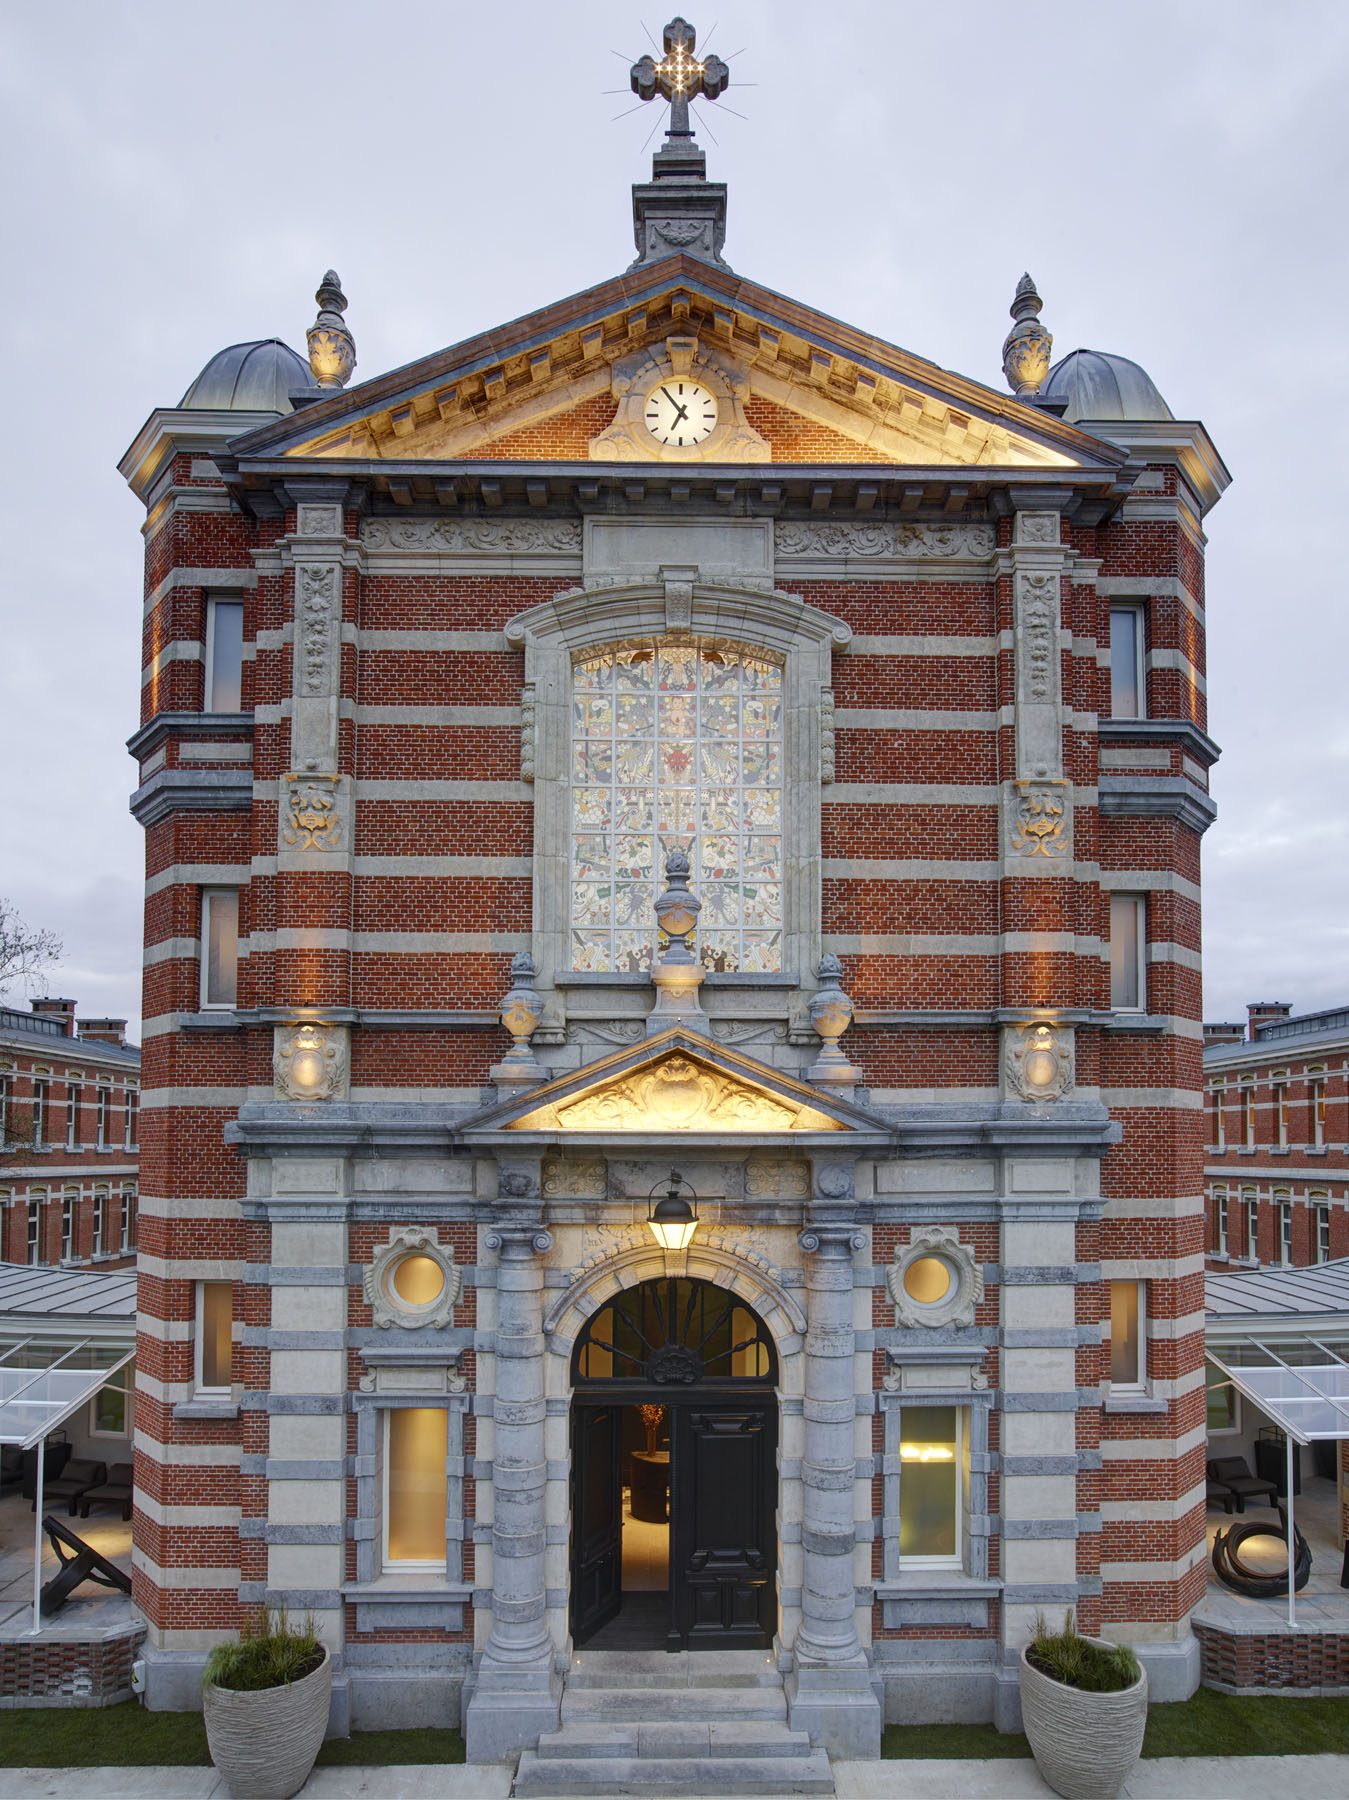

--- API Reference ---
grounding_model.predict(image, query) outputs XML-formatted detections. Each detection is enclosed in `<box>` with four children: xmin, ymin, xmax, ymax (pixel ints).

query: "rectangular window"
<box><xmin>1244</xmin><ymin>1190</ymin><xmax>1260</xmax><ymax>1262</ymax></box>
<box><xmin>1109</xmin><ymin>604</ymin><xmax>1145</xmax><ymax>719</ymax></box>
<box><xmin>1242</xmin><ymin>1088</ymin><xmax>1256</xmax><ymax>1148</ymax></box>
<box><xmin>383</xmin><ymin>1407</ymin><xmax>449</xmax><ymax>1570</ymax></box>
<box><xmin>1213</xmin><ymin>1089</ymin><xmax>1225</xmax><ymax>1150</ymax></box>
<box><xmin>195</xmin><ymin>1281</ymin><xmax>233</xmax><ymax>1393</ymax></box>
<box><xmin>1109</xmin><ymin>1280</ymin><xmax>1146</xmax><ymax>1391</ymax></box>
<box><xmin>32</xmin><ymin>1081</ymin><xmax>47</xmax><ymax>1149</ymax></box>
<box><xmin>1275</xmin><ymin>1086</ymin><xmax>1289</xmax><ymax>1147</ymax></box>
<box><xmin>1311</xmin><ymin>1081</ymin><xmax>1326</xmax><ymax>1148</ymax></box>
<box><xmin>1277</xmin><ymin>1196</ymin><xmax>1293</xmax><ymax>1266</ymax></box>
<box><xmin>120</xmin><ymin>1186</ymin><xmax>135</xmax><ymax>1251</ymax></box>
<box><xmin>91</xmin><ymin>1366</ymin><xmax>132</xmax><ymax>1438</ymax></box>
<box><xmin>205</xmin><ymin>597</ymin><xmax>245</xmax><ymax>713</ymax></box>
<box><xmin>60</xmin><ymin>1187</ymin><xmax>76</xmax><ymax>1260</ymax></box>
<box><xmin>1206</xmin><ymin>1366</ymin><xmax>1239</xmax><ymax>1433</ymax></box>
<box><xmin>1213</xmin><ymin>1188</ymin><xmax>1228</xmax><ymax>1257</ymax></box>
<box><xmin>1109</xmin><ymin>894</ymin><xmax>1145</xmax><ymax>1011</ymax></box>
<box><xmin>124</xmin><ymin>1089</ymin><xmax>138</xmax><ymax>1150</ymax></box>
<box><xmin>65</xmin><ymin>1086</ymin><xmax>80</xmax><ymax>1149</ymax></box>
<box><xmin>1315</xmin><ymin>1203</ymin><xmax>1331</xmax><ymax>1265</ymax></box>
<box><xmin>569</xmin><ymin>642</ymin><xmax>784</xmax><ymax>974</ymax></box>
<box><xmin>96</xmin><ymin>1087</ymin><xmax>110</xmax><ymax>1148</ymax></box>
<box><xmin>200</xmin><ymin>888</ymin><xmax>240</xmax><ymax>1009</ymax></box>
<box><xmin>27</xmin><ymin>1197</ymin><xmax>40</xmax><ymax>1266</ymax></box>
<box><xmin>0</xmin><ymin>1074</ymin><xmax>8</xmax><ymax>1143</ymax></box>
<box><xmin>897</xmin><ymin>1405</ymin><xmax>963</xmax><ymax>1566</ymax></box>
<box><xmin>93</xmin><ymin>1187</ymin><xmax>108</xmax><ymax>1255</ymax></box>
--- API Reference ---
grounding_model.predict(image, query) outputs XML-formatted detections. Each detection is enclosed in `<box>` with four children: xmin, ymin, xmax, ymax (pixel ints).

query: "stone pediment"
<box><xmin>463</xmin><ymin>1028</ymin><xmax>890</xmax><ymax>1142</ymax></box>
<box><xmin>228</xmin><ymin>260</ymin><xmax>1121</xmax><ymax>476</ymax></box>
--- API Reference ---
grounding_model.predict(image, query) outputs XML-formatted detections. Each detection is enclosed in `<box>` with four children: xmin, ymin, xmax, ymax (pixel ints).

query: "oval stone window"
<box><xmin>390</xmin><ymin>1254</ymin><xmax>447</xmax><ymax>1308</ymax></box>
<box><xmin>902</xmin><ymin>1256</ymin><xmax>954</xmax><ymax>1307</ymax></box>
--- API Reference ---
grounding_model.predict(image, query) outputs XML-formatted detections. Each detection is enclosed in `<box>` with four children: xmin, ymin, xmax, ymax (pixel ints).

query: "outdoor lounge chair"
<box><xmin>1206</xmin><ymin>1455</ymin><xmax>1278</xmax><ymax>1513</ymax></box>
<box><xmin>77</xmin><ymin>1463</ymin><xmax>133</xmax><ymax>1522</ymax></box>
<box><xmin>0</xmin><ymin>1446</ymin><xmax>23</xmax><ymax>1493</ymax></box>
<box><xmin>35</xmin><ymin>1458</ymin><xmax>106</xmax><ymax>1516</ymax></box>
<box><xmin>1206</xmin><ymin>1477</ymin><xmax>1237</xmax><ymax>1514</ymax></box>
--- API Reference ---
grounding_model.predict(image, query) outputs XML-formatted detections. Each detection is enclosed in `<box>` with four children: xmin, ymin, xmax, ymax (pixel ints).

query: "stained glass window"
<box><xmin>570</xmin><ymin>642</ymin><xmax>783</xmax><ymax>973</ymax></box>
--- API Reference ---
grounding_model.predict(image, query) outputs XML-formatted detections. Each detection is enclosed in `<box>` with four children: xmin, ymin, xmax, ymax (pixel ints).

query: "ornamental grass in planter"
<box><xmin>202</xmin><ymin>1610</ymin><xmax>332</xmax><ymax>1800</ymax></box>
<box><xmin>1019</xmin><ymin>1612</ymin><xmax>1147</xmax><ymax>1800</ymax></box>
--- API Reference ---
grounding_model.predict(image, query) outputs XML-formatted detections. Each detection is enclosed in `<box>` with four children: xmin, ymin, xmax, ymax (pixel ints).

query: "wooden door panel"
<box><xmin>672</xmin><ymin>1404</ymin><xmax>776</xmax><ymax>1649</ymax></box>
<box><xmin>571</xmin><ymin>1404</ymin><xmax>622</xmax><ymax>1644</ymax></box>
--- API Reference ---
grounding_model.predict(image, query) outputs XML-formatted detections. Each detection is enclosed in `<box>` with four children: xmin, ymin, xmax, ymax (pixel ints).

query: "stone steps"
<box><xmin>511</xmin><ymin>1649</ymin><xmax>835</xmax><ymax>1798</ymax></box>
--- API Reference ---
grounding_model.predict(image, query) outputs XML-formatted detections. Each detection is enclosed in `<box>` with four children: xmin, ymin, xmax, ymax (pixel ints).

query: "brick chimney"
<box><xmin>30</xmin><ymin>997</ymin><xmax>77</xmax><ymax>1037</ymax></box>
<box><xmin>1247</xmin><ymin>1001</ymin><xmax>1293</xmax><ymax>1040</ymax></box>
<box><xmin>77</xmin><ymin>1018</ymin><xmax>128</xmax><ymax>1047</ymax></box>
<box><xmin>1203</xmin><ymin>1021</ymin><xmax>1245</xmax><ymax>1046</ymax></box>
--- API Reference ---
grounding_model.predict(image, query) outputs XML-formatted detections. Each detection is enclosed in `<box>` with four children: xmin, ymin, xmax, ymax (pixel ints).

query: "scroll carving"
<box><xmin>520</xmin><ymin>681</ymin><xmax>537</xmax><ymax>782</ymax></box>
<box><xmin>820</xmin><ymin>687</ymin><xmax>836</xmax><ymax>784</ymax></box>
<box><xmin>296</xmin><ymin>564</ymin><xmax>339</xmax><ymax>697</ymax></box>
<box><xmin>361</xmin><ymin>517</ymin><xmax>581</xmax><ymax>554</ymax></box>
<box><xmin>775</xmin><ymin>521</ymin><xmax>996</xmax><ymax>560</ymax></box>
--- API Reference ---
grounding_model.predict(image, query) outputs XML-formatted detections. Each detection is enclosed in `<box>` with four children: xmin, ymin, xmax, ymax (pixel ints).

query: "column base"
<box><xmin>785</xmin><ymin>1661</ymin><xmax>882</xmax><ymax>1759</ymax></box>
<box><xmin>464</xmin><ymin>1665</ymin><xmax>561</xmax><ymax>1763</ymax></box>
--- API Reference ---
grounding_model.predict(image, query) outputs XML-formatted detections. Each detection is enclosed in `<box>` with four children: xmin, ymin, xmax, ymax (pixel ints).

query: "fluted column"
<box><xmin>787</xmin><ymin>1163</ymin><xmax>881</xmax><ymax>1758</ymax></box>
<box><xmin>464</xmin><ymin>1205</ymin><xmax>560</xmax><ymax>1762</ymax></box>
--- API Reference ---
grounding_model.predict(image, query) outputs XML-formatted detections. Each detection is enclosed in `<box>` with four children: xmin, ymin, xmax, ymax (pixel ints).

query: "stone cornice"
<box><xmin>1098</xmin><ymin>774</ymin><xmax>1218</xmax><ymax>835</ymax></box>
<box><xmin>127</xmin><ymin>711</ymin><xmax>255</xmax><ymax>762</ymax></box>
<box><xmin>129</xmin><ymin>765</ymin><xmax>253</xmax><ymax>829</ymax></box>
<box><xmin>1098</xmin><ymin>717</ymin><xmax>1221</xmax><ymax>767</ymax></box>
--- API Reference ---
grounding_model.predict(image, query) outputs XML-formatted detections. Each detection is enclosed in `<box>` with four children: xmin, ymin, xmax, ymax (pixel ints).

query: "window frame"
<box><xmin>894</xmin><ymin>1403</ymin><xmax>966</xmax><ymax>1572</ymax></box>
<box><xmin>124</xmin><ymin>1087</ymin><xmax>138</xmax><ymax>1151</ymax></box>
<box><xmin>204</xmin><ymin>595</ymin><xmax>246</xmax><ymax>714</ymax></box>
<box><xmin>1314</xmin><ymin>1198</ymin><xmax>1332</xmax><ymax>1265</ymax></box>
<box><xmin>1275</xmin><ymin>1082</ymin><xmax>1289</xmax><ymax>1148</ymax></box>
<box><xmin>504</xmin><ymin>579</ymin><xmax>843</xmax><ymax>1019</ymax></box>
<box><xmin>194</xmin><ymin>1280</ymin><xmax>234</xmax><ymax>1397</ymax></box>
<box><xmin>1108</xmin><ymin>892</ymin><xmax>1146</xmax><ymax>1013</ymax></box>
<box><xmin>1108</xmin><ymin>603</ymin><xmax>1146</xmax><ymax>720</ymax></box>
<box><xmin>95</xmin><ymin>1086</ymin><xmax>110</xmax><ymax>1149</ymax></box>
<box><xmin>1213</xmin><ymin>1186</ymin><xmax>1228</xmax><ymax>1258</ymax></box>
<box><xmin>1212</xmin><ymin>1085</ymin><xmax>1226</xmax><ymax>1150</ymax></box>
<box><xmin>1243</xmin><ymin>1189</ymin><xmax>1260</xmax><ymax>1263</ymax></box>
<box><xmin>1205</xmin><ymin>1364</ymin><xmax>1242</xmax><ymax>1436</ymax></box>
<box><xmin>89</xmin><ymin>1365</ymin><xmax>133</xmax><ymax>1440</ymax></box>
<box><xmin>120</xmin><ymin>1185</ymin><xmax>136</xmax><ymax>1251</ymax></box>
<box><xmin>1108</xmin><ymin>1278</ymin><xmax>1147</xmax><ymax>1395</ymax></box>
<box><xmin>26</xmin><ymin>1194</ymin><xmax>41</xmax><ymax>1266</ymax></box>
<box><xmin>1311</xmin><ymin>1077</ymin><xmax>1327</xmax><ymax>1148</ymax></box>
<box><xmin>93</xmin><ymin>1185</ymin><xmax>109</xmax><ymax>1256</ymax></box>
<box><xmin>381</xmin><ymin>1404</ymin><xmax>450</xmax><ymax>1575</ymax></box>
<box><xmin>60</xmin><ymin>1185</ymin><xmax>77</xmax><ymax>1261</ymax></box>
<box><xmin>65</xmin><ymin>1082</ymin><xmax>80</xmax><ymax>1149</ymax></box>
<box><xmin>1242</xmin><ymin>1086</ymin><xmax>1256</xmax><ymax>1149</ymax></box>
<box><xmin>200</xmin><ymin>887</ymin><xmax>241</xmax><ymax>1010</ymax></box>
<box><xmin>1275</xmin><ymin>1191</ymin><xmax>1293</xmax><ymax>1266</ymax></box>
<box><xmin>31</xmin><ymin>1078</ymin><xmax>48</xmax><ymax>1150</ymax></box>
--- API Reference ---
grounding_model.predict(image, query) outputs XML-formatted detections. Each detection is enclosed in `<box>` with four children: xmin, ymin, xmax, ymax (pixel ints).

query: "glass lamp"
<box><xmin>647</xmin><ymin>1169</ymin><xmax>700</xmax><ymax>1251</ymax></box>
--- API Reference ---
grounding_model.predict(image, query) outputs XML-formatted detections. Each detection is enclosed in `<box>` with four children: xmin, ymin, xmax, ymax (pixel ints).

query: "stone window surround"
<box><xmin>504</xmin><ymin>575</ymin><xmax>850</xmax><ymax>1027</ymax></box>
<box><xmin>876</xmin><ymin>1373</ymin><xmax>992</xmax><ymax>1623</ymax></box>
<box><xmin>349</xmin><ymin>1385</ymin><xmax>471</xmax><ymax>1629</ymax></box>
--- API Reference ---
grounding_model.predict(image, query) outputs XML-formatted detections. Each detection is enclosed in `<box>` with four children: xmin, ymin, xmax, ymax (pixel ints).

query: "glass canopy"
<box><xmin>1206</xmin><ymin>1337</ymin><xmax>1349</xmax><ymax>1445</ymax></box>
<box><xmin>0</xmin><ymin>1337</ymin><xmax>135</xmax><ymax>1450</ymax></box>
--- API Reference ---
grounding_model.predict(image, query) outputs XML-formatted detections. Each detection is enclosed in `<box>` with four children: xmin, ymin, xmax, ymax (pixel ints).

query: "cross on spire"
<box><xmin>631</xmin><ymin>17</ymin><xmax>729</xmax><ymax>142</ymax></box>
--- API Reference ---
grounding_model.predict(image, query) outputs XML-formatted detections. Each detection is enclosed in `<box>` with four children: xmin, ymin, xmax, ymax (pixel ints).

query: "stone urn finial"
<box><xmin>647</xmin><ymin>848</ymin><xmax>708</xmax><ymax>1035</ymax></box>
<box><xmin>805</xmin><ymin>953</ymin><xmax>860</xmax><ymax>1087</ymax></box>
<box><xmin>1002</xmin><ymin>271</ymin><xmax>1052</xmax><ymax>399</ymax></box>
<box><xmin>491</xmin><ymin>950</ymin><xmax>546</xmax><ymax>1086</ymax></box>
<box><xmin>306</xmin><ymin>269</ymin><xmax>356</xmax><ymax>391</ymax></box>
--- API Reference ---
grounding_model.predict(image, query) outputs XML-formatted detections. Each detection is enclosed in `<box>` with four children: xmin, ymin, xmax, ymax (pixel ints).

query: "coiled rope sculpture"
<box><xmin>1212</xmin><ymin>1505</ymin><xmax>1312</xmax><ymax>1599</ymax></box>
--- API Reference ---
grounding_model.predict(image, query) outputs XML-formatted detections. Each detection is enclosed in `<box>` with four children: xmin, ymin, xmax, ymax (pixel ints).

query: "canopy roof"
<box><xmin>0</xmin><ymin>1262</ymin><xmax>137</xmax><ymax>1448</ymax></box>
<box><xmin>1206</xmin><ymin>1256</ymin><xmax>1349</xmax><ymax>1445</ymax></box>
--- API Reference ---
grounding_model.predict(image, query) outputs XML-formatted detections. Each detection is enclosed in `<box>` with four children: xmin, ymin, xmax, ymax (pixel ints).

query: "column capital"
<box><xmin>799</xmin><ymin>1225</ymin><xmax>866</xmax><ymax>1258</ymax></box>
<box><xmin>485</xmin><ymin>1224</ymin><xmax>553</xmax><ymax>1259</ymax></box>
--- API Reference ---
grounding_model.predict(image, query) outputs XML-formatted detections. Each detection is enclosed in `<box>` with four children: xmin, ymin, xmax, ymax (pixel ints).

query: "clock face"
<box><xmin>644</xmin><ymin>379</ymin><xmax>719</xmax><ymax>448</ymax></box>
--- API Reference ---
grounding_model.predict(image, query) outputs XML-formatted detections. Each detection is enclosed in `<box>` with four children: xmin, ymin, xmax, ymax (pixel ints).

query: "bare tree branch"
<box><xmin>0</xmin><ymin>896</ymin><xmax>64</xmax><ymax>999</ymax></box>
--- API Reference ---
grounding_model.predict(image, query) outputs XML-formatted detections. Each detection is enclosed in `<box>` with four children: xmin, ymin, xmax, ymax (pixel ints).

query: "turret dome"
<box><xmin>179</xmin><ymin>339</ymin><xmax>310</xmax><ymax>412</ymax></box>
<box><xmin>1040</xmin><ymin>349</ymin><xmax>1173</xmax><ymax>423</ymax></box>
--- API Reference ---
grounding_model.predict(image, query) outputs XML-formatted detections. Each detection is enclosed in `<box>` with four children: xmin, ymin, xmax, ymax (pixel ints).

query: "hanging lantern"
<box><xmin>646</xmin><ymin>1169</ymin><xmax>700</xmax><ymax>1251</ymax></box>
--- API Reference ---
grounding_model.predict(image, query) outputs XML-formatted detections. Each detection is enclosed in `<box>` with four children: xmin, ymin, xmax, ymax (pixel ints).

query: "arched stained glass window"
<box><xmin>573</xmin><ymin>1277</ymin><xmax>776</xmax><ymax>1385</ymax></box>
<box><xmin>570</xmin><ymin>640</ymin><xmax>784</xmax><ymax>973</ymax></box>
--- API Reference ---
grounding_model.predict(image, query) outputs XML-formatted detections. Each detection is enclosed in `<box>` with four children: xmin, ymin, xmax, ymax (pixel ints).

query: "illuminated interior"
<box><xmin>386</xmin><ymin>1407</ymin><xmax>448</xmax><ymax>1565</ymax></box>
<box><xmin>200</xmin><ymin>1281</ymin><xmax>232</xmax><ymax>1390</ymax></box>
<box><xmin>898</xmin><ymin>1406</ymin><xmax>960</xmax><ymax>1560</ymax></box>
<box><xmin>391</xmin><ymin>1254</ymin><xmax>446</xmax><ymax>1308</ymax></box>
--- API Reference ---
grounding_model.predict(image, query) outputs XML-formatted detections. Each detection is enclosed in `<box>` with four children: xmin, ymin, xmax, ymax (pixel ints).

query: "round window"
<box><xmin>389</xmin><ymin>1254</ymin><xmax>447</xmax><ymax>1308</ymax></box>
<box><xmin>902</xmin><ymin>1256</ymin><xmax>954</xmax><ymax>1307</ymax></box>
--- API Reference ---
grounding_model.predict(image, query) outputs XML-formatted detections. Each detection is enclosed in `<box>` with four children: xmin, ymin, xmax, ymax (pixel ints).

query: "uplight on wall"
<box><xmin>646</xmin><ymin>1169</ymin><xmax>700</xmax><ymax>1251</ymax></box>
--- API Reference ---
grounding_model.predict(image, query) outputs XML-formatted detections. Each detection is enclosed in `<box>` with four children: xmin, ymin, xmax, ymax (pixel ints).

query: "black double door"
<box><xmin>571</xmin><ymin>1394</ymin><xmax>777</xmax><ymax>1651</ymax></box>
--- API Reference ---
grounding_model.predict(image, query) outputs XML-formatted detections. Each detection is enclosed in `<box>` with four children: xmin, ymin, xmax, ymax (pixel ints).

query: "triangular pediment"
<box><xmin>228</xmin><ymin>258</ymin><xmax>1122</xmax><ymax>476</ymax></box>
<box><xmin>461</xmin><ymin>1027</ymin><xmax>891</xmax><ymax>1141</ymax></box>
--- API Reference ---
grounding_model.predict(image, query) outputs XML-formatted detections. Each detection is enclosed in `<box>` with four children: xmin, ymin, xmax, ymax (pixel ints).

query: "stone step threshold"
<box><xmin>535</xmin><ymin>1721</ymin><xmax>816</xmax><ymax>1760</ymax></box>
<box><xmin>561</xmin><ymin>1687</ymin><xmax>788</xmax><ymax>1723</ymax></box>
<box><xmin>513</xmin><ymin>1749</ymin><xmax>835</xmax><ymax>1796</ymax></box>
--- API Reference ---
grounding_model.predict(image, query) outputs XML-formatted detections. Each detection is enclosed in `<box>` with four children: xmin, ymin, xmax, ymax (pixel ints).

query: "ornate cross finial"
<box><xmin>631</xmin><ymin>17</ymin><xmax>729</xmax><ymax>142</ymax></box>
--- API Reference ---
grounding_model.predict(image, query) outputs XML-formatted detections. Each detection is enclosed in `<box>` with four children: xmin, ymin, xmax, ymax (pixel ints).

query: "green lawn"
<box><xmin>882</xmin><ymin>1685</ymin><xmax>1349</xmax><ymax>1759</ymax></box>
<box><xmin>0</xmin><ymin>1702</ymin><xmax>464</xmax><ymax>1768</ymax></box>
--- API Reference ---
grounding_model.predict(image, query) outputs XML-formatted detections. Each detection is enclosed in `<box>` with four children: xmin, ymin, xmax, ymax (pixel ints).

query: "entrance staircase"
<box><xmin>512</xmin><ymin>1650</ymin><xmax>834</xmax><ymax>1796</ymax></box>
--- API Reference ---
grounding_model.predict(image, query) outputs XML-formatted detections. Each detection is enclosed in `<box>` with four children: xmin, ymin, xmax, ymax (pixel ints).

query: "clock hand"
<box><xmin>660</xmin><ymin>386</ymin><xmax>690</xmax><ymax>423</ymax></box>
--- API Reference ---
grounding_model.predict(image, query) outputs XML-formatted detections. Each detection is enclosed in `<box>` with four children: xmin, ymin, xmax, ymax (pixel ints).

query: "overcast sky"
<box><xmin>2</xmin><ymin>0</ymin><xmax>1346</xmax><ymax>1040</ymax></box>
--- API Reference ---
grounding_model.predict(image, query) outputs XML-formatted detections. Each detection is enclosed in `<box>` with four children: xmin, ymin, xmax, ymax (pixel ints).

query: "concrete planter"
<box><xmin>1019</xmin><ymin>1642</ymin><xmax>1147</xmax><ymax>1800</ymax></box>
<box><xmin>203</xmin><ymin>1644</ymin><xmax>332</xmax><ymax>1799</ymax></box>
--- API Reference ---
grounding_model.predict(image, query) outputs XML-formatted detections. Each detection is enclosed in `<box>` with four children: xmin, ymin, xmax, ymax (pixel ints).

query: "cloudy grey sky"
<box><xmin>2</xmin><ymin>0</ymin><xmax>1346</xmax><ymax>1039</ymax></box>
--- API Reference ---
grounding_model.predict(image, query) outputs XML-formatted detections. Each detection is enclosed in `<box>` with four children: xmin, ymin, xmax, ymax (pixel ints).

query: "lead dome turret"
<box><xmin>1040</xmin><ymin>349</ymin><xmax>1172</xmax><ymax>423</ymax></box>
<box><xmin>179</xmin><ymin>339</ymin><xmax>310</xmax><ymax>412</ymax></box>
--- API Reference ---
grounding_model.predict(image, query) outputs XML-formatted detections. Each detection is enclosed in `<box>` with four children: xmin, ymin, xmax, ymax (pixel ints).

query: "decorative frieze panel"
<box><xmin>295</xmin><ymin>503</ymin><xmax>342</xmax><ymax>537</ymax></box>
<box><xmin>541</xmin><ymin>1155</ymin><xmax>608</xmax><ymax>1199</ymax></box>
<box><xmin>820</xmin><ymin>687</ymin><xmax>835</xmax><ymax>784</ymax></box>
<box><xmin>1012</xmin><ymin>567</ymin><xmax>1063</xmax><ymax>781</ymax></box>
<box><xmin>361</xmin><ymin>517</ymin><xmax>582</xmax><ymax>555</ymax></box>
<box><xmin>296</xmin><ymin>564</ymin><xmax>340</xmax><ymax>698</ymax></box>
<box><xmin>1013</xmin><ymin>510</ymin><xmax>1061</xmax><ymax>546</ymax></box>
<box><xmin>775</xmin><ymin>520</ymin><xmax>996</xmax><ymax>560</ymax></box>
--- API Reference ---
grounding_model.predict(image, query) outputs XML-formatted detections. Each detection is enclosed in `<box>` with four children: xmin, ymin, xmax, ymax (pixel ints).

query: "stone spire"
<box><xmin>628</xmin><ymin>18</ymin><xmax>731</xmax><ymax>270</ymax></box>
<box><xmin>1001</xmin><ymin>272</ymin><xmax>1053</xmax><ymax>399</ymax></box>
<box><xmin>306</xmin><ymin>270</ymin><xmax>356</xmax><ymax>391</ymax></box>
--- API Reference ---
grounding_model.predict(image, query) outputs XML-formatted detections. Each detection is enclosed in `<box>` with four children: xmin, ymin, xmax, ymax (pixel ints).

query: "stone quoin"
<box><xmin>117</xmin><ymin>14</ymin><xmax>1229</xmax><ymax>1769</ymax></box>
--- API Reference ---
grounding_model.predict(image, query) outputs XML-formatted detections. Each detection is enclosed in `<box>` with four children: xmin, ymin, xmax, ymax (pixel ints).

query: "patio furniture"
<box><xmin>1206</xmin><ymin>1455</ymin><xmax>1278</xmax><ymax>1513</ymax></box>
<box><xmin>0</xmin><ymin>1446</ymin><xmax>23</xmax><ymax>1493</ymax></box>
<box><xmin>1206</xmin><ymin>1477</ymin><xmax>1237</xmax><ymax>1514</ymax></box>
<box><xmin>1212</xmin><ymin>1506</ymin><xmax>1311</xmax><ymax>1598</ymax></box>
<box><xmin>20</xmin><ymin>1439</ymin><xmax>70</xmax><ymax>1500</ymax></box>
<box><xmin>78</xmin><ymin>1462</ymin><xmax>134</xmax><ymax>1522</ymax></box>
<box><xmin>39</xmin><ymin>1514</ymin><xmax>133</xmax><ymax>1615</ymax></box>
<box><xmin>35</xmin><ymin>1458</ymin><xmax>106</xmax><ymax>1516</ymax></box>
